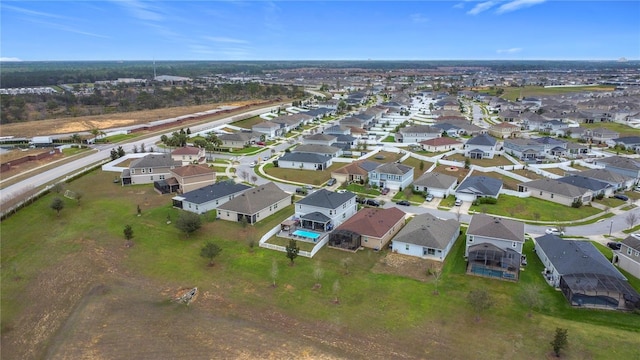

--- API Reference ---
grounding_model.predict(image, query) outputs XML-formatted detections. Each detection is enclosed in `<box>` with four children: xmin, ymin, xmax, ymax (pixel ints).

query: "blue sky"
<box><xmin>1</xmin><ymin>1</ymin><xmax>639</xmax><ymax>61</ymax></box>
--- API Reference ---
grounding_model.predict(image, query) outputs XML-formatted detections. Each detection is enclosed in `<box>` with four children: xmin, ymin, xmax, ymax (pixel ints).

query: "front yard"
<box><xmin>469</xmin><ymin>194</ymin><xmax>602</xmax><ymax>221</ymax></box>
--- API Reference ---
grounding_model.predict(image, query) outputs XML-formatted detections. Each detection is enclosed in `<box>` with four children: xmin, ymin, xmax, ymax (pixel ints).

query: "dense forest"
<box><xmin>0</xmin><ymin>82</ymin><xmax>304</xmax><ymax>124</ymax></box>
<box><xmin>2</xmin><ymin>60</ymin><xmax>639</xmax><ymax>88</ymax></box>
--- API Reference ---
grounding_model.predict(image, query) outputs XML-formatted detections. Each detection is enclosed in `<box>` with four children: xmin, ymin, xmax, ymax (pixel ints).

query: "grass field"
<box><xmin>2</xmin><ymin>170</ymin><xmax>640</xmax><ymax>359</ymax></box>
<box><xmin>580</xmin><ymin>121</ymin><xmax>640</xmax><ymax>138</ymax></box>
<box><xmin>501</xmin><ymin>86</ymin><xmax>616</xmax><ymax>102</ymax></box>
<box><xmin>263</xmin><ymin>162</ymin><xmax>344</xmax><ymax>186</ymax></box>
<box><xmin>469</xmin><ymin>194</ymin><xmax>602</xmax><ymax>221</ymax></box>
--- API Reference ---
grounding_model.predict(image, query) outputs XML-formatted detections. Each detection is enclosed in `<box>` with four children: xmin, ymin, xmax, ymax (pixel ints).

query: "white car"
<box><xmin>545</xmin><ymin>228</ymin><xmax>565</xmax><ymax>236</ymax></box>
<box><xmin>249</xmin><ymin>161</ymin><xmax>257</xmax><ymax>167</ymax></box>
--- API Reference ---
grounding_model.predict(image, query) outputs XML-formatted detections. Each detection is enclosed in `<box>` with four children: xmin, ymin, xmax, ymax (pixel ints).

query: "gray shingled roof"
<box><xmin>466</xmin><ymin>133</ymin><xmax>497</xmax><ymax>147</ymax></box>
<box><xmin>278</xmin><ymin>152</ymin><xmax>332</xmax><ymax>163</ymax></box>
<box><xmin>622</xmin><ymin>234</ymin><xmax>640</xmax><ymax>251</ymax></box>
<box><xmin>578</xmin><ymin>168</ymin><xmax>633</xmax><ymax>183</ymax></box>
<box><xmin>456</xmin><ymin>176</ymin><xmax>503</xmax><ymax>197</ymax></box>
<box><xmin>536</xmin><ymin>235</ymin><xmax>626</xmax><ymax>279</ymax></box>
<box><xmin>399</xmin><ymin>125</ymin><xmax>439</xmax><ymax>134</ymax></box>
<box><xmin>304</xmin><ymin>133</ymin><xmax>337</xmax><ymax>142</ymax></box>
<box><xmin>293</xmin><ymin>144</ymin><xmax>341</xmax><ymax>155</ymax></box>
<box><xmin>392</xmin><ymin>213</ymin><xmax>459</xmax><ymax>249</ymax></box>
<box><xmin>373</xmin><ymin>162</ymin><xmax>413</xmax><ymax>175</ymax></box>
<box><xmin>519</xmin><ymin>178</ymin><xmax>589</xmax><ymax>197</ymax></box>
<box><xmin>556</xmin><ymin>175</ymin><xmax>612</xmax><ymax>192</ymax></box>
<box><xmin>178</xmin><ymin>182</ymin><xmax>251</xmax><ymax>205</ymax></box>
<box><xmin>217</xmin><ymin>182</ymin><xmax>289</xmax><ymax>214</ymax></box>
<box><xmin>130</xmin><ymin>154</ymin><xmax>180</xmax><ymax>169</ymax></box>
<box><xmin>467</xmin><ymin>214</ymin><xmax>524</xmax><ymax>242</ymax></box>
<box><xmin>296</xmin><ymin>189</ymin><xmax>356</xmax><ymax>209</ymax></box>
<box><xmin>414</xmin><ymin>171</ymin><xmax>457</xmax><ymax>189</ymax></box>
<box><xmin>597</xmin><ymin>156</ymin><xmax>640</xmax><ymax>171</ymax></box>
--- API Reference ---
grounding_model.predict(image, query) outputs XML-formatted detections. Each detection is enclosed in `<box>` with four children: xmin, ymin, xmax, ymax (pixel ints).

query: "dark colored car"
<box><xmin>614</xmin><ymin>194</ymin><xmax>629</xmax><ymax>201</ymax></box>
<box><xmin>366</xmin><ymin>199</ymin><xmax>380</xmax><ymax>207</ymax></box>
<box><xmin>397</xmin><ymin>200</ymin><xmax>411</xmax><ymax>206</ymax></box>
<box><xmin>356</xmin><ymin>197</ymin><xmax>366</xmax><ymax>204</ymax></box>
<box><xmin>607</xmin><ymin>242</ymin><xmax>621</xmax><ymax>250</ymax></box>
<box><xmin>381</xmin><ymin>188</ymin><xmax>390</xmax><ymax>195</ymax></box>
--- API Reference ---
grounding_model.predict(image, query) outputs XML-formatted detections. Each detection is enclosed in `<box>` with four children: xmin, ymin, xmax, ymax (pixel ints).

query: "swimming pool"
<box><xmin>292</xmin><ymin>229</ymin><xmax>321</xmax><ymax>240</ymax></box>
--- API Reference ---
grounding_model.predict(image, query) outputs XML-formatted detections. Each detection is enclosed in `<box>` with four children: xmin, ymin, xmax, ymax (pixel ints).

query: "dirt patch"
<box><xmin>371</xmin><ymin>252</ymin><xmax>441</xmax><ymax>282</ymax></box>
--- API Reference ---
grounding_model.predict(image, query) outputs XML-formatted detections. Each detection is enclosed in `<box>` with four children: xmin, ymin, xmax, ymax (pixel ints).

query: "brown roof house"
<box><xmin>331</xmin><ymin>160</ymin><xmax>379</xmax><ymax>185</ymax></box>
<box><xmin>329</xmin><ymin>207</ymin><xmax>406</xmax><ymax>251</ymax></box>
<box><xmin>466</xmin><ymin>214</ymin><xmax>525</xmax><ymax>281</ymax></box>
<box><xmin>488</xmin><ymin>122</ymin><xmax>521</xmax><ymax>139</ymax></box>
<box><xmin>391</xmin><ymin>213</ymin><xmax>460</xmax><ymax>261</ymax></box>
<box><xmin>169</xmin><ymin>164</ymin><xmax>216</xmax><ymax>193</ymax></box>
<box><xmin>171</xmin><ymin>146</ymin><xmax>206</xmax><ymax>166</ymax></box>
<box><xmin>419</xmin><ymin>137</ymin><xmax>464</xmax><ymax>152</ymax></box>
<box><xmin>217</xmin><ymin>182</ymin><xmax>291</xmax><ymax>225</ymax></box>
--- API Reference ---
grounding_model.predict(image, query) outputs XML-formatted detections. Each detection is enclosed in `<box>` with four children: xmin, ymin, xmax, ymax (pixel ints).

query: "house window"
<box><xmin>405</xmin><ymin>244</ymin><xmax>410</xmax><ymax>251</ymax></box>
<box><xmin>539</xmin><ymin>191</ymin><xmax>542</xmax><ymax>196</ymax></box>
<box><xmin>468</xmin><ymin>236</ymin><xmax>474</xmax><ymax>243</ymax></box>
<box><xmin>131</xmin><ymin>169</ymin><xmax>135</xmax><ymax>175</ymax></box>
<box><xmin>626</xmin><ymin>247</ymin><xmax>632</xmax><ymax>255</ymax></box>
<box><xmin>329</xmin><ymin>210</ymin><xmax>333</xmax><ymax>215</ymax></box>
<box><xmin>216</xmin><ymin>200</ymin><xmax>219</xmax><ymax>205</ymax></box>
<box><xmin>427</xmin><ymin>248</ymin><xmax>436</xmax><ymax>255</ymax></box>
<box><xmin>141</xmin><ymin>168</ymin><xmax>145</xmax><ymax>174</ymax></box>
<box><xmin>342</xmin><ymin>213</ymin><xmax>346</xmax><ymax>219</ymax></box>
<box><xmin>150</xmin><ymin>176</ymin><xmax>153</xmax><ymax>181</ymax></box>
<box><xmin>148</xmin><ymin>168</ymin><xmax>152</xmax><ymax>173</ymax></box>
<box><xmin>635</xmin><ymin>251</ymin><xmax>640</xmax><ymax>257</ymax></box>
<box><xmin>550</xmin><ymin>194</ymin><xmax>554</xmax><ymax>198</ymax></box>
<box><xmin>159</xmin><ymin>175</ymin><xmax>165</xmax><ymax>180</ymax></box>
<box><xmin>195</xmin><ymin>206</ymin><xmax>198</xmax><ymax>211</ymax></box>
<box><xmin>512</xmin><ymin>242</ymin><xmax>517</xmax><ymax>248</ymax></box>
<box><xmin>188</xmin><ymin>204</ymin><xmax>192</xmax><ymax>208</ymax></box>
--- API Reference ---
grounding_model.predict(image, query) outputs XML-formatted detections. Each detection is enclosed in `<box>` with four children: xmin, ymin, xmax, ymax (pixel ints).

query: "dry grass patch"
<box><xmin>371</xmin><ymin>252</ymin><xmax>440</xmax><ymax>282</ymax></box>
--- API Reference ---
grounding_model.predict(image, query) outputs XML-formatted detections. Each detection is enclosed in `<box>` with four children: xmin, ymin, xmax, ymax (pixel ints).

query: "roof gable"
<box><xmin>467</xmin><ymin>214</ymin><xmax>524</xmax><ymax>242</ymax></box>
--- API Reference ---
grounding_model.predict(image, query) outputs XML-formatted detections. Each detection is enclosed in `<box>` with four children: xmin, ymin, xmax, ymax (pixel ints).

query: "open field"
<box><xmin>469</xmin><ymin>194</ymin><xmax>602</xmax><ymax>221</ymax></box>
<box><xmin>501</xmin><ymin>85</ymin><xmax>616</xmax><ymax>102</ymax></box>
<box><xmin>2</xmin><ymin>170</ymin><xmax>640</xmax><ymax>359</ymax></box>
<box><xmin>0</xmin><ymin>100</ymin><xmax>266</xmax><ymax>138</ymax></box>
<box><xmin>263</xmin><ymin>162</ymin><xmax>344</xmax><ymax>186</ymax></box>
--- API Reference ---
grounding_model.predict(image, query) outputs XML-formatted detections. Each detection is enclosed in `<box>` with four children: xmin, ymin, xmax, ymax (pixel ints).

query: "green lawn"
<box><xmin>593</xmin><ymin>197</ymin><xmax>625</xmax><ymax>208</ymax></box>
<box><xmin>2</xmin><ymin>170</ymin><xmax>640</xmax><ymax>359</ymax></box>
<box><xmin>381</xmin><ymin>135</ymin><xmax>395</xmax><ymax>142</ymax></box>
<box><xmin>479</xmin><ymin>171</ymin><xmax>522</xmax><ymax>191</ymax></box>
<box><xmin>581</xmin><ymin>122</ymin><xmax>640</xmax><ymax>138</ymax></box>
<box><xmin>61</xmin><ymin>146</ymin><xmax>91</xmax><ymax>156</ymax></box>
<box><xmin>263</xmin><ymin>162</ymin><xmax>343</xmax><ymax>186</ymax></box>
<box><xmin>229</xmin><ymin>115</ymin><xmax>265</xmax><ymax>129</ymax></box>
<box><xmin>99</xmin><ymin>133</ymin><xmax>138</xmax><ymax>143</ymax></box>
<box><xmin>447</xmin><ymin>153</ymin><xmax>514</xmax><ymax>167</ymax></box>
<box><xmin>344</xmin><ymin>183</ymin><xmax>381</xmax><ymax>197</ymax></box>
<box><xmin>401</xmin><ymin>157</ymin><xmax>433</xmax><ymax>179</ymax></box>
<box><xmin>501</xmin><ymin>85</ymin><xmax>616</xmax><ymax>102</ymax></box>
<box><xmin>469</xmin><ymin>194</ymin><xmax>601</xmax><ymax>221</ymax></box>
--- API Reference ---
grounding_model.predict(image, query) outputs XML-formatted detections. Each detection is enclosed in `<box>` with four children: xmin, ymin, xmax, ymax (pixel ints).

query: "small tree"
<box><xmin>200</xmin><ymin>241</ymin><xmax>222</xmax><ymax>266</ymax></box>
<box><xmin>285</xmin><ymin>239</ymin><xmax>299</xmax><ymax>265</ymax></box>
<box><xmin>250</xmin><ymin>175</ymin><xmax>258</xmax><ymax>184</ymax></box>
<box><xmin>312</xmin><ymin>263</ymin><xmax>324</xmax><ymax>290</ymax></box>
<box><xmin>175</xmin><ymin>212</ymin><xmax>202</xmax><ymax>238</ymax></box>
<box><xmin>332</xmin><ymin>279</ymin><xmax>341</xmax><ymax>304</ymax></box>
<box><xmin>464</xmin><ymin>158</ymin><xmax>471</xmax><ymax>169</ymax></box>
<box><xmin>550</xmin><ymin>327</ymin><xmax>568</xmax><ymax>357</ymax></box>
<box><xmin>50</xmin><ymin>197</ymin><xmax>64</xmax><ymax>217</ymax></box>
<box><xmin>467</xmin><ymin>288</ymin><xmax>492</xmax><ymax>321</ymax></box>
<box><xmin>123</xmin><ymin>224</ymin><xmax>134</xmax><ymax>247</ymax></box>
<box><xmin>74</xmin><ymin>191</ymin><xmax>83</xmax><ymax>204</ymax></box>
<box><xmin>518</xmin><ymin>284</ymin><xmax>544</xmax><ymax>317</ymax></box>
<box><xmin>270</xmin><ymin>259</ymin><xmax>279</xmax><ymax>287</ymax></box>
<box><xmin>626</xmin><ymin>212</ymin><xmax>638</xmax><ymax>229</ymax></box>
<box><xmin>117</xmin><ymin>146</ymin><xmax>126</xmax><ymax>157</ymax></box>
<box><xmin>428</xmin><ymin>264</ymin><xmax>443</xmax><ymax>295</ymax></box>
<box><xmin>52</xmin><ymin>182</ymin><xmax>64</xmax><ymax>194</ymax></box>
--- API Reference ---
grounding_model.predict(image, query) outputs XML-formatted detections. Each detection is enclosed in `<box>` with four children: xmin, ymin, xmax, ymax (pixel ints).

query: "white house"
<box><xmin>294</xmin><ymin>189</ymin><xmax>358</xmax><ymax>231</ymax></box>
<box><xmin>391</xmin><ymin>213</ymin><xmax>460</xmax><ymax>261</ymax></box>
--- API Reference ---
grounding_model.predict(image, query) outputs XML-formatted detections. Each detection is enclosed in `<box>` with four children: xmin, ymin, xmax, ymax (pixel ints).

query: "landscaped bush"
<box><xmin>473</xmin><ymin>197</ymin><xmax>498</xmax><ymax>206</ymax></box>
<box><xmin>572</xmin><ymin>198</ymin><xmax>583</xmax><ymax>208</ymax></box>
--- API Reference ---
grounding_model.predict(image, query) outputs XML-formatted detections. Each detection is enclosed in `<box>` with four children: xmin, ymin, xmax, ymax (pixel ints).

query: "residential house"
<box><xmin>465</xmin><ymin>214</ymin><xmax>525</xmax><ymax>281</ymax></box>
<box><xmin>252</xmin><ymin>121</ymin><xmax>283</xmax><ymax>138</ymax></box>
<box><xmin>172</xmin><ymin>181</ymin><xmax>251</xmax><ymax>214</ymax></box>
<box><xmin>331</xmin><ymin>160</ymin><xmax>379</xmax><ymax>185</ymax></box>
<box><xmin>419</xmin><ymin>137</ymin><xmax>464</xmax><ymax>152</ymax></box>
<box><xmin>503</xmin><ymin>138</ymin><xmax>546</xmax><ymax>161</ymax></box>
<box><xmin>295</xmin><ymin>189</ymin><xmax>358</xmax><ymax>231</ymax></box>
<box><xmin>303</xmin><ymin>133</ymin><xmax>337</xmax><ymax>146</ymax></box>
<box><xmin>455</xmin><ymin>176</ymin><xmax>503</xmax><ymax>202</ymax></box>
<box><xmin>368</xmin><ymin>162</ymin><xmax>415</xmax><ymax>191</ymax></box>
<box><xmin>517</xmin><ymin>178</ymin><xmax>593</xmax><ymax>206</ymax></box>
<box><xmin>578</xmin><ymin>168</ymin><xmax>635</xmax><ymax>191</ymax></box>
<box><xmin>277</xmin><ymin>152</ymin><xmax>333</xmax><ymax>171</ymax></box>
<box><xmin>340</xmin><ymin>116</ymin><xmax>367</xmax><ymax>130</ymax></box>
<box><xmin>535</xmin><ymin>235</ymin><xmax>639</xmax><ymax>310</ymax></box>
<box><xmin>218</xmin><ymin>132</ymin><xmax>260</xmax><ymax>149</ymax></box>
<box><xmin>395</xmin><ymin>125</ymin><xmax>441</xmax><ymax>143</ymax></box>
<box><xmin>584</xmin><ymin>128</ymin><xmax>620</xmax><ymax>144</ymax></box>
<box><xmin>391</xmin><ymin>213</ymin><xmax>460</xmax><ymax>261</ymax></box>
<box><xmin>329</xmin><ymin>207</ymin><xmax>406</xmax><ymax>251</ymax></box>
<box><xmin>169</xmin><ymin>164</ymin><xmax>216</xmax><ymax>194</ymax></box>
<box><xmin>556</xmin><ymin>175</ymin><xmax>614</xmax><ymax>198</ymax></box>
<box><xmin>534</xmin><ymin>136</ymin><xmax>568</xmax><ymax>156</ymax></box>
<box><xmin>293</xmin><ymin>144</ymin><xmax>342</xmax><ymax>158</ymax></box>
<box><xmin>488</xmin><ymin>122</ymin><xmax>521</xmax><ymax>139</ymax></box>
<box><xmin>613</xmin><ymin>234</ymin><xmax>640</xmax><ymax>280</ymax></box>
<box><xmin>431</xmin><ymin>123</ymin><xmax>464</xmax><ymax>137</ymax></box>
<box><xmin>171</xmin><ymin>146</ymin><xmax>206</xmax><ymax>165</ymax></box>
<box><xmin>613</xmin><ymin>136</ymin><xmax>640</xmax><ymax>153</ymax></box>
<box><xmin>413</xmin><ymin>172</ymin><xmax>457</xmax><ymax>198</ymax></box>
<box><xmin>121</xmin><ymin>154</ymin><xmax>180</xmax><ymax>186</ymax></box>
<box><xmin>464</xmin><ymin>134</ymin><xmax>498</xmax><ymax>159</ymax></box>
<box><xmin>217</xmin><ymin>182</ymin><xmax>291</xmax><ymax>224</ymax></box>
<box><xmin>594</xmin><ymin>156</ymin><xmax>640</xmax><ymax>180</ymax></box>
<box><xmin>566</xmin><ymin>142</ymin><xmax>590</xmax><ymax>158</ymax></box>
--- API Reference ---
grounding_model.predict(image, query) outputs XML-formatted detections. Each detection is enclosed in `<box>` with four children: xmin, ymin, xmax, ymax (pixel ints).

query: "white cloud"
<box><xmin>204</xmin><ymin>36</ymin><xmax>248</xmax><ymax>44</ymax></box>
<box><xmin>467</xmin><ymin>1</ymin><xmax>499</xmax><ymax>15</ymax></box>
<box><xmin>410</xmin><ymin>13</ymin><xmax>429</xmax><ymax>24</ymax></box>
<box><xmin>496</xmin><ymin>0</ymin><xmax>547</xmax><ymax>14</ymax></box>
<box><xmin>453</xmin><ymin>3</ymin><xmax>465</xmax><ymax>9</ymax></box>
<box><xmin>0</xmin><ymin>57</ymin><xmax>22</xmax><ymax>62</ymax></box>
<box><xmin>1</xmin><ymin>4</ymin><xmax>66</xmax><ymax>19</ymax></box>
<box><xmin>111</xmin><ymin>0</ymin><xmax>163</xmax><ymax>21</ymax></box>
<box><xmin>497</xmin><ymin>47</ymin><xmax>523</xmax><ymax>54</ymax></box>
<box><xmin>25</xmin><ymin>18</ymin><xmax>110</xmax><ymax>38</ymax></box>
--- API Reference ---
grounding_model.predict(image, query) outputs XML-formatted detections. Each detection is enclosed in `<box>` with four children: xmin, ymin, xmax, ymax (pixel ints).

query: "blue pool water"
<box><xmin>292</xmin><ymin>229</ymin><xmax>320</xmax><ymax>239</ymax></box>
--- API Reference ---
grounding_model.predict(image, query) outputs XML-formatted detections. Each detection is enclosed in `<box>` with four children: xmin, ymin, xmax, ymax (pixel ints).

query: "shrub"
<box><xmin>571</xmin><ymin>198</ymin><xmax>583</xmax><ymax>208</ymax></box>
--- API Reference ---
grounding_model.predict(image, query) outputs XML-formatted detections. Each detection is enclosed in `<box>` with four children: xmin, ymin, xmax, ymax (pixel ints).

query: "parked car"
<box><xmin>381</xmin><ymin>187</ymin><xmax>390</xmax><ymax>195</ymax></box>
<box><xmin>545</xmin><ymin>228</ymin><xmax>565</xmax><ymax>236</ymax></box>
<box><xmin>249</xmin><ymin>161</ymin><xmax>257</xmax><ymax>167</ymax></box>
<box><xmin>356</xmin><ymin>197</ymin><xmax>366</xmax><ymax>204</ymax></box>
<box><xmin>256</xmin><ymin>141</ymin><xmax>266</xmax><ymax>146</ymax></box>
<box><xmin>425</xmin><ymin>194</ymin><xmax>434</xmax><ymax>202</ymax></box>
<box><xmin>614</xmin><ymin>194</ymin><xmax>629</xmax><ymax>201</ymax></box>
<box><xmin>397</xmin><ymin>200</ymin><xmax>411</xmax><ymax>206</ymax></box>
<box><xmin>366</xmin><ymin>199</ymin><xmax>380</xmax><ymax>207</ymax></box>
<box><xmin>454</xmin><ymin>199</ymin><xmax>463</xmax><ymax>206</ymax></box>
<box><xmin>607</xmin><ymin>242</ymin><xmax>622</xmax><ymax>250</ymax></box>
<box><xmin>327</xmin><ymin>178</ymin><xmax>337</xmax><ymax>186</ymax></box>
<box><xmin>295</xmin><ymin>188</ymin><xmax>307</xmax><ymax>195</ymax></box>
<box><xmin>304</xmin><ymin>185</ymin><xmax>314</xmax><ymax>190</ymax></box>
